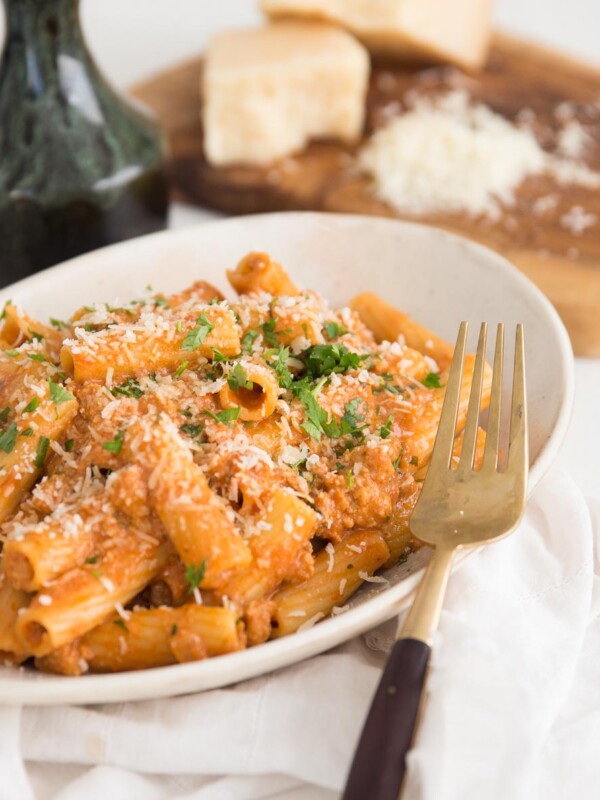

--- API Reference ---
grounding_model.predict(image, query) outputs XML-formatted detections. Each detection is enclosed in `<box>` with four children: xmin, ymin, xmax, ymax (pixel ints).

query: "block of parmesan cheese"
<box><xmin>202</xmin><ymin>22</ymin><xmax>369</xmax><ymax>167</ymax></box>
<box><xmin>260</xmin><ymin>0</ymin><xmax>494</xmax><ymax>71</ymax></box>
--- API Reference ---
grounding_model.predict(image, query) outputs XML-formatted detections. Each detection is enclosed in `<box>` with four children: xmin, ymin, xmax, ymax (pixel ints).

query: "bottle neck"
<box><xmin>3</xmin><ymin>0</ymin><xmax>85</xmax><ymax>53</ymax></box>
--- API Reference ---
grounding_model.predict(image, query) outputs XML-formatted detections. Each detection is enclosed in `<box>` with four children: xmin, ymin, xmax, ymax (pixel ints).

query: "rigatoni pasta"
<box><xmin>0</xmin><ymin>251</ymin><xmax>490</xmax><ymax>674</ymax></box>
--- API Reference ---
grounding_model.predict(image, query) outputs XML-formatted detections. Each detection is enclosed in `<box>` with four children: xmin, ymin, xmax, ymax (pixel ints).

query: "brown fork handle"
<box><xmin>342</xmin><ymin>637</ymin><xmax>430</xmax><ymax>800</ymax></box>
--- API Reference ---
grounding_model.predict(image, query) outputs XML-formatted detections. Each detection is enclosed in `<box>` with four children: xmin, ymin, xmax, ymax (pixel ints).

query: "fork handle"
<box><xmin>342</xmin><ymin>637</ymin><xmax>430</xmax><ymax>800</ymax></box>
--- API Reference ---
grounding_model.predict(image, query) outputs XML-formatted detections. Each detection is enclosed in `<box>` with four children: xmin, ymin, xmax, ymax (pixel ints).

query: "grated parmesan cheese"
<box><xmin>360</xmin><ymin>90</ymin><xmax>600</xmax><ymax>220</ymax></box>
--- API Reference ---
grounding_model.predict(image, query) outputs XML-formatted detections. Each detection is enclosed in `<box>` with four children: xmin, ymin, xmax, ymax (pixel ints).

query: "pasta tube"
<box><xmin>15</xmin><ymin>539</ymin><xmax>169</xmax><ymax>656</ymax></box>
<box><xmin>272</xmin><ymin>531</ymin><xmax>389</xmax><ymax>637</ymax></box>
<box><xmin>61</xmin><ymin>305</ymin><xmax>241</xmax><ymax>382</ymax></box>
<box><xmin>227</xmin><ymin>252</ymin><xmax>299</xmax><ymax>296</ymax></box>
<box><xmin>350</xmin><ymin>293</ymin><xmax>454</xmax><ymax>372</ymax></box>
<box><xmin>219</xmin><ymin>363</ymin><xmax>279</xmax><ymax>422</ymax></box>
<box><xmin>125</xmin><ymin>417</ymin><xmax>252</xmax><ymax>588</ymax></box>
<box><xmin>37</xmin><ymin>605</ymin><xmax>245</xmax><ymax>674</ymax></box>
<box><xmin>219</xmin><ymin>488</ymin><xmax>318</xmax><ymax>606</ymax></box>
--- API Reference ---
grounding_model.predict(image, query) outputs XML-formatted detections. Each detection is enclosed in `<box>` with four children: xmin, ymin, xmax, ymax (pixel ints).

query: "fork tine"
<box><xmin>457</xmin><ymin>323</ymin><xmax>487</xmax><ymax>473</ymax></box>
<box><xmin>482</xmin><ymin>324</ymin><xmax>504</xmax><ymax>470</ymax></box>
<box><xmin>508</xmin><ymin>324</ymin><xmax>528</xmax><ymax>471</ymax></box>
<box><xmin>429</xmin><ymin>321</ymin><xmax>468</xmax><ymax>472</ymax></box>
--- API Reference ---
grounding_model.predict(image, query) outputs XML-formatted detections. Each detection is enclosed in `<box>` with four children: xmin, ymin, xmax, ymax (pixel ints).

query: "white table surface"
<box><xmin>1</xmin><ymin>3</ymin><xmax>598</xmax><ymax>799</ymax></box>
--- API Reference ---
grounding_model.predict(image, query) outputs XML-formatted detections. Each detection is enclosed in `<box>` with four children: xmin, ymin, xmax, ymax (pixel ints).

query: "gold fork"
<box><xmin>342</xmin><ymin>322</ymin><xmax>528</xmax><ymax>800</ymax></box>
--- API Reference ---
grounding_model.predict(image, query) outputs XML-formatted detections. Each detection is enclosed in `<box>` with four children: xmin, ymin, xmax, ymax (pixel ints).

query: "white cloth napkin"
<box><xmin>0</xmin><ymin>467</ymin><xmax>598</xmax><ymax>800</ymax></box>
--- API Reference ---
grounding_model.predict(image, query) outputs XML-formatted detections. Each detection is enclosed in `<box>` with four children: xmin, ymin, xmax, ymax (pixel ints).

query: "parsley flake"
<box><xmin>423</xmin><ymin>372</ymin><xmax>442</xmax><ymax>389</ymax></box>
<box><xmin>102</xmin><ymin>430</ymin><xmax>125</xmax><ymax>454</ymax></box>
<box><xmin>379</xmin><ymin>416</ymin><xmax>393</xmax><ymax>439</ymax></box>
<box><xmin>27</xmin><ymin>353</ymin><xmax>46</xmax><ymax>362</ymax></box>
<box><xmin>110</xmin><ymin>377</ymin><xmax>143</xmax><ymax>399</ymax></box>
<box><xmin>35</xmin><ymin>436</ymin><xmax>50</xmax><ymax>468</ymax></box>
<box><xmin>204</xmin><ymin>407</ymin><xmax>240</xmax><ymax>428</ymax></box>
<box><xmin>20</xmin><ymin>428</ymin><xmax>34</xmax><ymax>437</ymax></box>
<box><xmin>302</xmin><ymin>344</ymin><xmax>366</xmax><ymax>378</ymax></box>
<box><xmin>64</xmin><ymin>439</ymin><xmax>75</xmax><ymax>452</ymax></box>
<box><xmin>212</xmin><ymin>348</ymin><xmax>228</xmax><ymax>363</ymax></box>
<box><xmin>181</xmin><ymin>312</ymin><xmax>214</xmax><ymax>351</ymax></box>
<box><xmin>180</xmin><ymin>422</ymin><xmax>204</xmax><ymax>439</ymax></box>
<box><xmin>0</xmin><ymin>407</ymin><xmax>10</xmax><ymax>423</ymax></box>
<box><xmin>49</xmin><ymin>380</ymin><xmax>75</xmax><ymax>405</ymax></box>
<box><xmin>50</xmin><ymin>318</ymin><xmax>69</xmax><ymax>330</ymax></box>
<box><xmin>261</xmin><ymin>319</ymin><xmax>279</xmax><ymax>346</ymax></box>
<box><xmin>269</xmin><ymin>347</ymin><xmax>293</xmax><ymax>390</ymax></box>
<box><xmin>242</xmin><ymin>329</ymin><xmax>259</xmax><ymax>354</ymax></box>
<box><xmin>228</xmin><ymin>363</ymin><xmax>253</xmax><ymax>392</ymax></box>
<box><xmin>174</xmin><ymin>360</ymin><xmax>189</xmax><ymax>379</ymax></box>
<box><xmin>324</xmin><ymin>321</ymin><xmax>347</xmax><ymax>340</ymax></box>
<box><xmin>23</xmin><ymin>398</ymin><xmax>39</xmax><ymax>414</ymax></box>
<box><xmin>0</xmin><ymin>422</ymin><xmax>18</xmax><ymax>454</ymax></box>
<box><xmin>185</xmin><ymin>560</ymin><xmax>207</xmax><ymax>593</ymax></box>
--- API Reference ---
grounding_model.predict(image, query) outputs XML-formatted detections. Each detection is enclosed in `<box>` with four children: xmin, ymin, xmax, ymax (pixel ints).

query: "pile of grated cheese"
<box><xmin>359</xmin><ymin>90</ymin><xmax>600</xmax><ymax>220</ymax></box>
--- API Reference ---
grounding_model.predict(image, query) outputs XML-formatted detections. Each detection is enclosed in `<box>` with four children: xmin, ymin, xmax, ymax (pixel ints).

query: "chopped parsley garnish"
<box><xmin>302</xmin><ymin>344</ymin><xmax>365</xmax><ymax>379</ymax></box>
<box><xmin>153</xmin><ymin>296</ymin><xmax>170</xmax><ymax>308</ymax></box>
<box><xmin>113</xmin><ymin>619</ymin><xmax>128</xmax><ymax>631</ymax></box>
<box><xmin>228</xmin><ymin>363</ymin><xmax>253</xmax><ymax>392</ymax></box>
<box><xmin>102</xmin><ymin>430</ymin><xmax>125</xmax><ymax>454</ymax></box>
<box><xmin>64</xmin><ymin>439</ymin><xmax>75</xmax><ymax>452</ymax></box>
<box><xmin>346</xmin><ymin>469</ymin><xmax>355</xmax><ymax>489</ymax></box>
<box><xmin>179</xmin><ymin>407</ymin><xmax>193</xmax><ymax>418</ymax></box>
<box><xmin>260</xmin><ymin>319</ymin><xmax>279</xmax><ymax>346</ymax></box>
<box><xmin>29</xmin><ymin>331</ymin><xmax>44</xmax><ymax>342</ymax></box>
<box><xmin>85</xmin><ymin>555</ymin><xmax>100</xmax><ymax>565</ymax></box>
<box><xmin>35</xmin><ymin>436</ymin><xmax>50</xmax><ymax>468</ymax></box>
<box><xmin>185</xmin><ymin>560</ymin><xmax>207</xmax><ymax>593</ymax></box>
<box><xmin>180</xmin><ymin>422</ymin><xmax>204</xmax><ymax>438</ymax></box>
<box><xmin>0</xmin><ymin>406</ymin><xmax>10</xmax><ymax>423</ymax></box>
<box><xmin>23</xmin><ymin>398</ymin><xmax>39</xmax><ymax>414</ymax></box>
<box><xmin>20</xmin><ymin>428</ymin><xmax>34</xmax><ymax>437</ymax></box>
<box><xmin>392</xmin><ymin>447</ymin><xmax>404</xmax><ymax>472</ymax></box>
<box><xmin>111</xmin><ymin>377</ymin><xmax>144</xmax><ymax>399</ymax></box>
<box><xmin>242</xmin><ymin>329</ymin><xmax>259</xmax><ymax>354</ymax></box>
<box><xmin>171</xmin><ymin>624</ymin><xmax>178</xmax><ymax>636</ymax></box>
<box><xmin>27</xmin><ymin>353</ymin><xmax>47</xmax><ymax>362</ymax></box>
<box><xmin>374</xmin><ymin>373</ymin><xmax>402</xmax><ymax>396</ymax></box>
<box><xmin>0</xmin><ymin>300</ymin><xmax>11</xmax><ymax>320</ymax></box>
<box><xmin>379</xmin><ymin>416</ymin><xmax>393</xmax><ymax>439</ymax></box>
<box><xmin>4</xmin><ymin>350</ymin><xmax>18</xmax><ymax>357</ymax></box>
<box><xmin>324</xmin><ymin>321</ymin><xmax>347</xmax><ymax>340</ymax></box>
<box><xmin>50</xmin><ymin>318</ymin><xmax>69</xmax><ymax>330</ymax></box>
<box><xmin>337</xmin><ymin>398</ymin><xmax>367</xmax><ymax>440</ymax></box>
<box><xmin>181</xmin><ymin>312</ymin><xmax>214</xmax><ymax>351</ymax></box>
<box><xmin>174</xmin><ymin>360</ymin><xmax>189</xmax><ymax>379</ymax></box>
<box><xmin>423</xmin><ymin>372</ymin><xmax>442</xmax><ymax>389</ymax></box>
<box><xmin>49</xmin><ymin>380</ymin><xmax>75</xmax><ymax>405</ymax></box>
<box><xmin>212</xmin><ymin>348</ymin><xmax>228</xmax><ymax>363</ymax></box>
<box><xmin>293</xmin><ymin>377</ymin><xmax>338</xmax><ymax>441</ymax></box>
<box><xmin>269</xmin><ymin>347</ymin><xmax>293</xmax><ymax>389</ymax></box>
<box><xmin>0</xmin><ymin>422</ymin><xmax>18</xmax><ymax>454</ymax></box>
<box><xmin>204</xmin><ymin>407</ymin><xmax>240</xmax><ymax>428</ymax></box>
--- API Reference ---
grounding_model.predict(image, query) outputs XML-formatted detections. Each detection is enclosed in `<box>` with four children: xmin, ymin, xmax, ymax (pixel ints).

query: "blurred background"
<box><xmin>1</xmin><ymin>0</ymin><xmax>598</xmax><ymax>89</ymax></box>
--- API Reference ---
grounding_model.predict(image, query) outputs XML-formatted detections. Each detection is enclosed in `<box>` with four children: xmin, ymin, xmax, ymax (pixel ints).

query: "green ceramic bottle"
<box><xmin>0</xmin><ymin>0</ymin><xmax>169</xmax><ymax>286</ymax></box>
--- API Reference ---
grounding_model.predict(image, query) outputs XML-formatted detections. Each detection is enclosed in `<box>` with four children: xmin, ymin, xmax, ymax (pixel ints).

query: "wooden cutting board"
<box><xmin>132</xmin><ymin>32</ymin><xmax>600</xmax><ymax>356</ymax></box>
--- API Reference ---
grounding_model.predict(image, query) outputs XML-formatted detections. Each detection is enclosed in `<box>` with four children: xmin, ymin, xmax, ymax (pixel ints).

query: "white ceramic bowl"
<box><xmin>0</xmin><ymin>213</ymin><xmax>573</xmax><ymax>705</ymax></box>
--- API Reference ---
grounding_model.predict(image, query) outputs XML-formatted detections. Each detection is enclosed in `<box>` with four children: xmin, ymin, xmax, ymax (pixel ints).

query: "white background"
<box><xmin>1</xmin><ymin>0</ymin><xmax>598</xmax><ymax>497</ymax></box>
